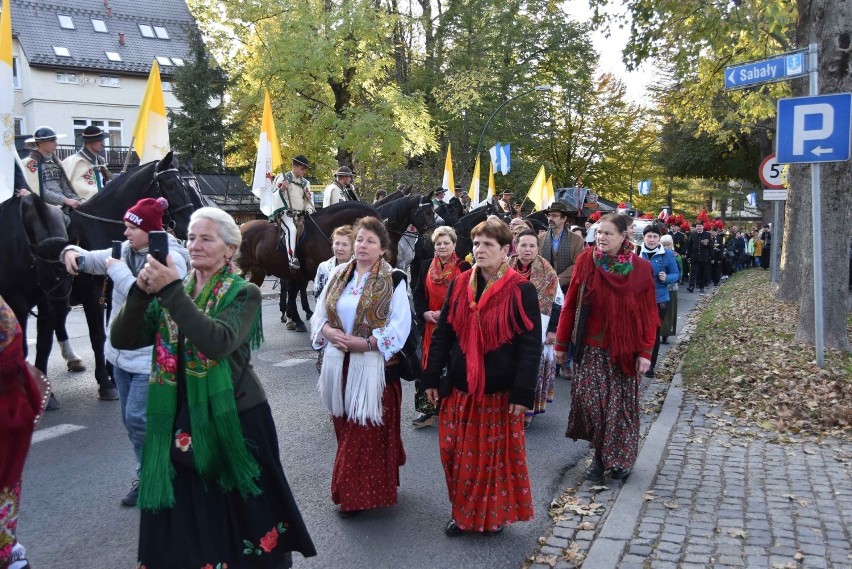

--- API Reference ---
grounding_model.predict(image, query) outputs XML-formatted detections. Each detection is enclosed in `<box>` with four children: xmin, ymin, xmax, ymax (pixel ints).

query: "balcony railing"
<box><xmin>53</xmin><ymin>145</ymin><xmax>140</xmax><ymax>171</ymax></box>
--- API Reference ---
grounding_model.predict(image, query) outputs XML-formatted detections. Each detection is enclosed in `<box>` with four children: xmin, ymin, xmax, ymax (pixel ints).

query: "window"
<box><xmin>170</xmin><ymin>57</ymin><xmax>185</xmax><ymax>66</ymax></box>
<box><xmin>161</xmin><ymin>81</ymin><xmax>172</xmax><ymax>91</ymax></box>
<box><xmin>12</xmin><ymin>56</ymin><xmax>20</xmax><ymax>89</ymax></box>
<box><xmin>105</xmin><ymin>51</ymin><xmax>122</xmax><ymax>62</ymax></box>
<box><xmin>53</xmin><ymin>46</ymin><xmax>71</xmax><ymax>57</ymax></box>
<box><xmin>139</xmin><ymin>24</ymin><xmax>155</xmax><ymax>38</ymax></box>
<box><xmin>153</xmin><ymin>26</ymin><xmax>169</xmax><ymax>39</ymax></box>
<box><xmin>56</xmin><ymin>71</ymin><xmax>78</xmax><ymax>83</ymax></box>
<box><xmin>92</xmin><ymin>19</ymin><xmax>108</xmax><ymax>32</ymax></box>
<box><xmin>99</xmin><ymin>76</ymin><xmax>121</xmax><ymax>88</ymax></box>
<box><xmin>14</xmin><ymin>117</ymin><xmax>26</xmax><ymax>137</ymax></box>
<box><xmin>155</xmin><ymin>56</ymin><xmax>172</xmax><ymax>66</ymax></box>
<box><xmin>73</xmin><ymin>119</ymin><xmax>123</xmax><ymax>147</ymax></box>
<box><xmin>57</xmin><ymin>14</ymin><xmax>75</xmax><ymax>29</ymax></box>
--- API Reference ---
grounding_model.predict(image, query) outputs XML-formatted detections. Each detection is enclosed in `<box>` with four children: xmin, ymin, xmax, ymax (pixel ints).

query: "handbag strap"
<box><xmin>571</xmin><ymin>282</ymin><xmax>585</xmax><ymax>344</ymax></box>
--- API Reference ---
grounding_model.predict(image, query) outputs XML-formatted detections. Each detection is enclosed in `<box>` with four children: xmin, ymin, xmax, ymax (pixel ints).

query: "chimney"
<box><xmin>104</xmin><ymin>0</ymin><xmax>108</xmax><ymax>6</ymax></box>
<box><xmin>118</xmin><ymin>33</ymin><xmax>125</xmax><ymax>46</ymax></box>
<box><xmin>107</xmin><ymin>6</ymin><xmax>112</xmax><ymax>17</ymax></box>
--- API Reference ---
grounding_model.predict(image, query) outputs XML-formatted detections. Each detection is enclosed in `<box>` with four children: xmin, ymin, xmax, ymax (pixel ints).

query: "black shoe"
<box><xmin>338</xmin><ymin>508</ymin><xmax>363</xmax><ymax>519</ymax></box>
<box><xmin>687</xmin><ymin>287</ymin><xmax>694</xmax><ymax>293</ymax></box>
<box><xmin>121</xmin><ymin>479</ymin><xmax>139</xmax><ymax>507</ymax></box>
<box><xmin>661</xmin><ymin>337</ymin><xmax>668</xmax><ymax>344</ymax></box>
<box><xmin>46</xmin><ymin>392</ymin><xmax>60</xmax><ymax>411</ymax></box>
<box><xmin>305</xmin><ymin>311</ymin><xmax>314</xmax><ymax>320</ymax></box>
<box><xmin>645</xmin><ymin>369</ymin><xmax>655</xmax><ymax>379</ymax></box>
<box><xmin>610</xmin><ymin>467</ymin><xmax>632</xmax><ymax>480</ymax></box>
<box><xmin>99</xmin><ymin>381</ymin><xmax>119</xmax><ymax>401</ymax></box>
<box><xmin>412</xmin><ymin>412</ymin><xmax>437</xmax><ymax>428</ymax></box>
<box><xmin>484</xmin><ymin>526</ymin><xmax>504</xmax><ymax>535</ymax></box>
<box><xmin>294</xmin><ymin>322</ymin><xmax>307</xmax><ymax>332</ymax></box>
<box><xmin>585</xmin><ymin>455</ymin><xmax>605</xmax><ymax>481</ymax></box>
<box><xmin>445</xmin><ymin>519</ymin><xmax>465</xmax><ymax>537</ymax></box>
<box><xmin>523</xmin><ymin>416</ymin><xmax>533</xmax><ymax>430</ymax></box>
<box><xmin>699</xmin><ymin>288</ymin><xmax>705</xmax><ymax>293</ymax></box>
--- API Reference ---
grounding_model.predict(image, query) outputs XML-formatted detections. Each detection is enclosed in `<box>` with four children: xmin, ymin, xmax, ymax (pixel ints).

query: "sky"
<box><xmin>564</xmin><ymin>0</ymin><xmax>656</xmax><ymax>105</ymax></box>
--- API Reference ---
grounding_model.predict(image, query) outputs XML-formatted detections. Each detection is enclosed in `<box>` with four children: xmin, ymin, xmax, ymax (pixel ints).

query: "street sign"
<box><xmin>724</xmin><ymin>50</ymin><xmax>807</xmax><ymax>90</ymax></box>
<box><xmin>763</xmin><ymin>189</ymin><xmax>788</xmax><ymax>201</ymax></box>
<box><xmin>776</xmin><ymin>93</ymin><xmax>852</xmax><ymax>163</ymax></box>
<box><xmin>758</xmin><ymin>154</ymin><xmax>786</xmax><ymax>189</ymax></box>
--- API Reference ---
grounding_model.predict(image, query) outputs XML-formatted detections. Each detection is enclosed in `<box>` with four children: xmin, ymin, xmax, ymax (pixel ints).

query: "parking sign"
<box><xmin>776</xmin><ymin>93</ymin><xmax>852</xmax><ymax>163</ymax></box>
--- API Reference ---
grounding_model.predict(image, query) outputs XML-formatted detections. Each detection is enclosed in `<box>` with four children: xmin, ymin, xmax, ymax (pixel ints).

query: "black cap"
<box><xmin>81</xmin><ymin>125</ymin><xmax>108</xmax><ymax>141</ymax></box>
<box><xmin>25</xmin><ymin>126</ymin><xmax>66</xmax><ymax>143</ymax></box>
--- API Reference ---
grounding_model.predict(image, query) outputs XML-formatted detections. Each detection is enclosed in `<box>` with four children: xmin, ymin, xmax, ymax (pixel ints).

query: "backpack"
<box><xmin>392</xmin><ymin>270</ymin><xmax>423</xmax><ymax>382</ymax></box>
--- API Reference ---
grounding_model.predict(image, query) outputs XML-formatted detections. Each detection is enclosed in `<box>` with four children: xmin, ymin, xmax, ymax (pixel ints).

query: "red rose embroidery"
<box><xmin>259</xmin><ymin>528</ymin><xmax>278</xmax><ymax>553</ymax></box>
<box><xmin>201</xmin><ymin>565</ymin><xmax>213</xmax><ymax>569</ymax></box>
<box><xmin>175</xmin><ymin>431</ymin><xmax>192</xmax><ymax>452</ymax></box>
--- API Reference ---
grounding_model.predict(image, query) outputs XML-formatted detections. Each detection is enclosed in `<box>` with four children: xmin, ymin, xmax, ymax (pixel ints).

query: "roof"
<box><xmin>10</xmin><ymin>0</ymin><xmax>198</xmax><ymax>77</ymax></box>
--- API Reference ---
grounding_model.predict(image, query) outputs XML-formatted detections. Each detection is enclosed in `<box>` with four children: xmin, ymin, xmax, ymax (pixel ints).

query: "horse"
<box><xmin>38</xmin><ymin>152</ymin><xmax>197</xmax><ymax>403</ymax></box>
<box><xmin>375</xmin><ymin>191</ymin><xmax>437</xmax><ymax>267</ymax></box>
<box><xmin>0</xmin><ymin>194</ymin><xmax>73</xmax><ymax>374</ymax></box>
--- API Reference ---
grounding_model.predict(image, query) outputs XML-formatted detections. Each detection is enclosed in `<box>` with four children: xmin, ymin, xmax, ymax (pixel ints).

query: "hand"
<box><xmin>137</xmin><ymin>254</ymin><xmax>179</xmax><ymax>294</ymax></box>
<box><xmin>635</xmin><ymin>356</ymin><xmax>651</xmax><ymax>376</ymax></box>
<box><xmin>545</xmin><ymin>332</ymin><xmax>556</xmax><ymax>345</ymax></box>
<box><xmin>658</xmin><ymin>271</ymin><xmax>666</xmax><ymax>282</ymax></box>
<box><xmin>554</xmin><ymin>349</ymin><xmax>568</xmax><ymax>364</ymax></box>
<box><xmin>15</xmin><ymin>188</ymin><xmax>32</xmax><ymax>197</ymax></box>
<box><xmin>277</xmin><ymin>179</ymin><xmax>290</xmax><ymax>190</ymax></box>
<box><xmin>509</xmin><ymin>403</ymin><xmax>530</xmax><ymax>416</ymax></box>
<box><xmin>63</xmin><ymin>251</ymin><xmax>81</xmax><ymax>275</ymax></box>
<box><xmin>63</xmin><ymin>198</ymin><xmax>81</xmax><ymax>208</ymax></box>
<box><xmin>105</xmin><ymin>257</ymin><xmax>124</xmax><ymax>270</ymax></box>
<box><xmin>425</xmin><ymin>388</ymin><xmax>439</xmax><ymax>406</ymax></box>
<box><xmin>322</xmin><ymin>324</ymin><xmax>349</xmax><ymax>350</ymax></box>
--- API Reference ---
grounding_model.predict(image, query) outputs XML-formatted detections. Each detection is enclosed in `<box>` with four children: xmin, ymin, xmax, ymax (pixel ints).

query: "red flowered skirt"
<box><xmin>331</xmin><ymin>376</ymin><xmax>406</xmax><ymax>512</ymax></box>
<box><xmin>566</xmin><ymin>346</ymin><xmax>639</xmax><ymax>470</ymax></box>
<box><xmin>438</xmin><ymin>389</ymin><xmax>534</xmax><ymax>532</ymax></box>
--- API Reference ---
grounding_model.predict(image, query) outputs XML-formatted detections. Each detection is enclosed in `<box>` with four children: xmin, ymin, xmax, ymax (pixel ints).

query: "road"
<box><xmin>17</xmin><ymin>288</ymin><xmax>694</xmax><ymax>569</ymax></box>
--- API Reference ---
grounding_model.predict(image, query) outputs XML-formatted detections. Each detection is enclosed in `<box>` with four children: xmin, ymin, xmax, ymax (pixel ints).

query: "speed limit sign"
<box><xmin>759</xmin><ymin>154</ymin><xmax>786</xmax><ymax>189</ymax></box>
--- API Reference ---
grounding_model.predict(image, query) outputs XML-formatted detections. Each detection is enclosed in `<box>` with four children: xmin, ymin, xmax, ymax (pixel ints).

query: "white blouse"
<box><xmin>310</xmin><ymin>264</ymin><xmax>411</xmax><ymax>361</ymax></box>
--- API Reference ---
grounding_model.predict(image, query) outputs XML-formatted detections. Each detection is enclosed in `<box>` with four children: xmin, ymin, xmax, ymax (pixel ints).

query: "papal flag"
<box><xmin>132</xmin><ymin>61</ymin><xmax>170</xmax><ymax>164</ymax></box>
<box><xmin>440</xmin><ymin>144</ymin><xmax>454</xmax><ymax>203</ymax></box>
<box><xmin>251</xmin><ymin>90</ymin><xmax>285</xmax><ymax>217</ymax></box>
<box><xmin>526</xmin><ymin>165</ymin><xmax>547</xmax><ymax>211</ymax></box>
<box><xmin>544</xmin><ymin>174</ymin><xmax>555</xmax><ymax>209</ymax></box>
<box><xmin>468</xmin><ymin>155</ymin><xmax>481</xmax><ymax>205</ymax></box>
<box><xmin>0</xmin><ymin>0</ymin><xmax>16</xmax><ymax>202</ymax></box>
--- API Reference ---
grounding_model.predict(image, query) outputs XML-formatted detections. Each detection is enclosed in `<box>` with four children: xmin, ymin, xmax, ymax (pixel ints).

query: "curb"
<box><xmin>581</xmin><ymin>368</ymin><xmax>684</xmax><ymax>569</ymax></box>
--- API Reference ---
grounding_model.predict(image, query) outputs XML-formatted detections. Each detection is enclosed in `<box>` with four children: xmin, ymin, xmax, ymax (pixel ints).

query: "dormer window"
<box><xmin>57</xmin><ymin>14</ymin><xmax>75</xmax><ymax>29</ymax></box>
<box><xmin>106</xmin><ymin>52</ymin><xmax>122</xmax><ymax>62</ymax></box>
<box><xmin>53</xmin><ymin>46</ymin><xmax>71</xmax><ymax>57</ymax></box>
<box><xmin>153</xmin><ymin>26</ymin><xmax>169</xmax><ymax>39</ymax></box>
<box><xmin>92</xmin><ymin>19</ymin><xmax>108</xmax><ymax>33</ymax></box>
<box><xmin>171</xmin><ymin>58</ymin><xmax>185</xmax><ymax>66</ymax></box>
<box><xmin>156</xmin><ymin>56</ymin><xmax>172</xmax><ymax>66</ymax></box>
<box><xmin>139</xmin><ymin>24</ymin><xmax>155</xmax><ymax>38</ymax></box>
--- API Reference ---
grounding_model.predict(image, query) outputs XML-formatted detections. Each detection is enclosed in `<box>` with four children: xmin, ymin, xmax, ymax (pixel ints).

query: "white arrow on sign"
<box><xmin>811</xmin><ymin>146</ymin><xmax>834</xmax><ymax>156</ymax></box>
<box><xmin>727</xmin><ymin>69</ymin><xmax>736</xmax><ymax>85</ymax></box>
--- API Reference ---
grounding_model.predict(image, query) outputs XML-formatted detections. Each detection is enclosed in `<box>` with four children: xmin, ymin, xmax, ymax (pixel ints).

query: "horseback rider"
<box><xmin>322</xmin><ymin>165</ymin><xmax>358</xmax><ymax>207</ymax></box>
<box><xmin>22</xmin><ymin>127</ymin><xmax>82</xmax><ymax>209</ymax></box>
<box><xmin>273</xmin><ymin>155</ymin><xmax>314</xmax><ymax>270</ymax></box>
<box><xmin>447</xmin><ymin>185</ymin><xmax>468</xmax><ymax>220</ymax></box>
<box><xmin>62</xmin><ymin>125</ymin><xmax>114</xmax><ymax>201</ymax></box>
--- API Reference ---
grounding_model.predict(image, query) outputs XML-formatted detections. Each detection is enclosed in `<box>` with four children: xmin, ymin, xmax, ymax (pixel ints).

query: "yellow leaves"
<box><xmin>727</xmin><ymin>528</ymin><xmax>749</xmax><ymax>539</ymax></box>
<box><xmin>663</xmin><ymin>501</ymin><xmax>679</xmax><ymax>510</ymax></box>
<box><xmin>562</xmin><ymin>542</ymin><xmax>586</xmax><ymax>565</ymax></box>
<box><xmin>643</xmin><ymin>490</ymin><xmax>658</xmax><ymax>501</ymax></box>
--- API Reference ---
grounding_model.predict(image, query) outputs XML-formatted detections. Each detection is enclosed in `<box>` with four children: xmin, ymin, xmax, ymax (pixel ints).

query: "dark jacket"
<box><xmin>671</xmin><ymin>231</ymin><xmax>687</xmax><ymax>256</ymax></box>
<box><xmin>686</xmin><ymin>231</ymin><xmax>712</xmax><ymax>262</ymax></box>
<box><xmin>422</xmin><ymin>275</ymin><xmax>542</xmax><ymax>409</ymax></box>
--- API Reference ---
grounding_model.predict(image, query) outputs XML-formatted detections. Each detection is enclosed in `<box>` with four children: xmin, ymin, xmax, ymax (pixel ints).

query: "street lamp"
<box><xmin>628</xmin><ymin>138</ymin><xmax>657</xmax><ymax>207</ymax></box>
<box><xmin>474</xmin><ymin>85</ymin><xmax>552</xmax><ymax>160</ymax></box>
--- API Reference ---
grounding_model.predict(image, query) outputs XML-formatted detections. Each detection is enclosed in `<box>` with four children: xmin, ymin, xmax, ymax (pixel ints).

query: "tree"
<box><xmin>168</xmin><ymin>27</ymin><xmax>226</xmax><ymax>174</ymax></box>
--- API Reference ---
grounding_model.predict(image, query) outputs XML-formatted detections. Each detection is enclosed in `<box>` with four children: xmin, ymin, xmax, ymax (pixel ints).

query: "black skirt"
<box><xmin>137</xmin><ymin>401</ymin><xmax>316</xmax><ymax>569</ymax></box>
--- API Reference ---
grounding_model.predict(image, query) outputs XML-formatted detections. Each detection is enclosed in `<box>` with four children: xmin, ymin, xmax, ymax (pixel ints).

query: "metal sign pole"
<box><xmin>807</xmin><ymin>42</ymin><xmax>825</xmax><ymax>368</ymax></box>
<box><xmin>771</xmin><ymin>201</ymin><xmax>780</xmax><ymax>284</ymax></box>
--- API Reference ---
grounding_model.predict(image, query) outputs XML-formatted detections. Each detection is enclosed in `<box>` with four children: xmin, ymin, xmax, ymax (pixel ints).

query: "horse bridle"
<box><xmin>31</xmin><ymin>237</ymin><xmax>74</xmax><ymax>301</ymax></box>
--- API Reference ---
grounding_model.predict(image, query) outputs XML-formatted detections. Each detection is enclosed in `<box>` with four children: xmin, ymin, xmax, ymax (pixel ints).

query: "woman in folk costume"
<box><xmin>110</xmin><ymin>208</ymin><xmax>315</xmax><ymax>568</ymax></box>
<box><xmin>423</xmin><ymin>219</ymin><xmax>541</xmax><ymax>537</ymax></box>
<box><xmin>310</xmin><ymin>217</ymin><xmax>411</xmax><ymax>517</ymax></box>
<box><xmin>508</xmin><ymin>229</ymin><xmax>564</xmax><ymax>429</ymax></box>
<box><xmin>411</xmin><ymin>226</ymin><xmax>470</xmax><ymax>428</ymax></box>
<box><xmin>554</xmin><ymin>213</ymin><xmax>659</xmax><ymax>482</ymax></box>
<box><xmin>0</xmin><ymin>294</ymin><xmax>49</xmax><ymax>569</ymax></box>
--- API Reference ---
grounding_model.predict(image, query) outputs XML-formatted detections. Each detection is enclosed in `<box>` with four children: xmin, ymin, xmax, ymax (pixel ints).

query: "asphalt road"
<box><xmin>17</xmin><ymin>288</ymin><xmax>695</xmax><ymax>569</ymax></box>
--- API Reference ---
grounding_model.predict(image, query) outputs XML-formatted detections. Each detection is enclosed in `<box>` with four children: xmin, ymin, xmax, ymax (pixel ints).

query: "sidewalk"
<box><xmin>526</xmin><ymin>289</ymin><xmax>852</xmax><ymax>569</ymax></box>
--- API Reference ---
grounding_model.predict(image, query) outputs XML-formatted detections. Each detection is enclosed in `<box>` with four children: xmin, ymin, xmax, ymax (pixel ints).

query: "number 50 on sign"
<box><xmin>759</xmin><ymin>154</ymin><xmax>786</xmax><ymax>189</ymax></box>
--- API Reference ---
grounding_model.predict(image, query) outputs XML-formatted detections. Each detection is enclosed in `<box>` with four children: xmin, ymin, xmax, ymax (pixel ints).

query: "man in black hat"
<box><xmin>432</xmin><ymin>187</ymin><xmax>447</xmax><ymax>208</ymax></box>
<box><xmin>447</xmin><ymin>185</ymin><xmax>467</xmax><ymax>220</ymax></box>
<box><xmin>322</xmin><ymin>165</ymin><xmax>358</xmax><ymax>207</ymax></box>
<box><xmin>274</xmin><ymin>155</ymin><xmax>314</xmax><ymax>270</ymax></box>
<box><xmin>538</xmin><ymin>201</ymin><xmax>584</xmax><ymax>293</ymax></box>
<box><xmin>22</xmin><ymin>126</ymin><xmax>81</xmax><ymax>208</ymax></box>
<box><xmin>62</xmin><ymin>125</ymin><xmax>114</xmax><ymax>200</ymax></box>
<box><xmin>498</xmin><ymin>190</ymin><xmax>513</xmax><ymax>213</ymax></box>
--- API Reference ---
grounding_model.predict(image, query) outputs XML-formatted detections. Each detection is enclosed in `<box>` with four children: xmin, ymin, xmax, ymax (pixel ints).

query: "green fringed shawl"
<box><xmin>138</xmin><ymin>263</ymin><xmax>264</xmax><ymax>511</ymax></box>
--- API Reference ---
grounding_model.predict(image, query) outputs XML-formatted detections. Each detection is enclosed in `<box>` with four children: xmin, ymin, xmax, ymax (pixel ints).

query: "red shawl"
<box><xmin>422</xmin><ymin>254</ymin><xmax>466</xmax><ymax>367</ymax></box>
<box><xmin>446</xmin><ymin>266</ymin><xmax>534</xmax><ymax>398</ymax></box>
<box><xmin>556</xmin><ymin>248</ymin><xmax>659</xmax><ymax>376</ymax></box>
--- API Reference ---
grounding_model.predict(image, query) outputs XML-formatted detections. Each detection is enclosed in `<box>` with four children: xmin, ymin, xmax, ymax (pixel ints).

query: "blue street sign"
<box><xmin>724</xmin><ymin>51</ymin><xmax>807</xmax><ymax>90</ymax></box>
<box><xmin>776</xmin><ymin>93</ymin><xmax>852</xmax><ymax>164</ymax></box>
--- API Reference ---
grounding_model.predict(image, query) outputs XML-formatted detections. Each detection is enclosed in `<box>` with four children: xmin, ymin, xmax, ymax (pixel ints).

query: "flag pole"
<box><xmin>121</xmin><ymin>137</ymin><xmax>135</xmax><ymax>174</ymax></box>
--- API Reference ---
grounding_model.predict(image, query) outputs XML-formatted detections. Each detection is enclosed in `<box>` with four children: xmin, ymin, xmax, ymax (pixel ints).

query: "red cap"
<box><xmin>124</xmin><ymin>197</ymin><xmax>168</xmax><ymax>233</ymax></box>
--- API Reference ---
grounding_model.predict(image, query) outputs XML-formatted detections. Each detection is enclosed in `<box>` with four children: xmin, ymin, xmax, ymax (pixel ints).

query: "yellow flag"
<box><xmin>544</xmin><ymin>174</ymin><xmax>555</xmax><ymax>209</ymax></box>
<box><xmin>440</xmin><ymin>144</ymin><xmax>454</xmax><ymax>202</ymax></box>
<box><xmin>486</xmin><ymin>159</ymin><xmax>496</xmax><ymax>204</ymax></box>
<box><xmin>252</xmin><ymin>90</ymin><xmax>286</xmax><ymax>216</ymax></box>
<box><xmin>468</xmin><ymin>155</ymin><xmax>481</xmax><ymax>205</ymax></box>
<box><xmin>132</xmin><ymin>61</ymin><xmax>170</xmax><ymax>163</ymax></box>
<box><xmin>525</xmin><ymin>166</ymin><xmax>547</xmax><ymax>211</ymax></box>
<box><xmin>0</xmin><ymin>0</ymin><xmax>15</xmax><ymax>201</ymax></box>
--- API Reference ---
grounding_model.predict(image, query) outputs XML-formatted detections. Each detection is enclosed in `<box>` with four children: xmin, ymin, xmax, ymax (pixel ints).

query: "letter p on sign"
<box><xmin>792</xmin><ymin>104</ymin><xmax>833</xmax><ymax>154</ymax></box>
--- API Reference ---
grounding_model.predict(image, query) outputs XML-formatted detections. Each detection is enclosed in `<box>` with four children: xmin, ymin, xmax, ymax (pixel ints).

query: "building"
<box><xmin>9</xmin><ymin>0</ymin><xmax>199</xmax><ymax>167</ymax></box>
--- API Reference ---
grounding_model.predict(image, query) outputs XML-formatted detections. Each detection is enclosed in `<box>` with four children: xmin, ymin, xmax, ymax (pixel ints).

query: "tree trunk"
<box><xmin>787</xmin><ymin>0</ymin><xmax>852</xmax><ymax>351</ymax></box>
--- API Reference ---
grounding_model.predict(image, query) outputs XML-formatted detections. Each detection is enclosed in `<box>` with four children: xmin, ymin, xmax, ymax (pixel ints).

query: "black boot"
<box><xmin>585</xmin><ymin>454</ymin><xmax>604</xmax><ymax>481</ymax></box>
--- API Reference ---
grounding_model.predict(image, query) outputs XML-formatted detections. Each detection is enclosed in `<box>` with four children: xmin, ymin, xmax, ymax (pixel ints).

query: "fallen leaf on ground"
<box><xmin>563</xmin><ymin>542</ymin><xmax>586</xmax><ymax>565</ymax></box>
<box><xmin>663</xmin><ymin>501</ymin><xmax>679</xmax><ymax>509</ymax></box>
<box><xmin>577</xmin><ymin>522</ymin><xmax>595</xmax><ymax>531</ymax></box>
<box><xmin>727</xmin><ymin>528</ymin><xmax>749</xmax><ymax>539</ymax></box>
<box><xmin>532</xmin><ymin>554</ymin><xmax>558</xmax><ymax>567</ymax></box>
<box><xmin>589</xmin><ymin>485</ymin><xmax>608</xmax><ymax>492</ymax></box>
<box><xmin>794</xmin><ymin>550</ymin><xmax>805</xmax><ymax>561</ymax></box>
<box><xmin>643</xmin><ymin>491</ymin><xmax>657</xmax><ymax>501</ymax></box>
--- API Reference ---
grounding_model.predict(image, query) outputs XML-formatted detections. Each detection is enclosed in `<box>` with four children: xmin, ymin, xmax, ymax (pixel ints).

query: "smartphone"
<box><xmin>148</xmin><ymin>231</ymin><xmax>169</xmax><ymax>265</ymax></box>
<box><xmin>111</xmin><ymin>240</ymin><xmax>122</xmax><ymax>259</ymax></box>
<box><xmin>76</xmin><ymin>255</ymin><xmax>86</xmax><ymax>272</ymax></box>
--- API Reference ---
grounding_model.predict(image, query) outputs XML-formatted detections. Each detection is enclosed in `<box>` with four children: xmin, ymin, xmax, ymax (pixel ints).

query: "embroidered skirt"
<box><xmin>137</xmin><ymin>402</ymin><xmax>316</xmax><ymax>569</ymax></box>
<box><xmin>331</xmin><ymin>366</ymin><xmax>406</xmax><ymax>512</ymax></box>
<box><xmin>528</xmin><ymin>350</ymin><xmax>556</xmax><ymax>415</ymax></box>
<box><xmin>566</xmin><ymin>346</ymin><xmax>640</xmax><ymax>471</ymax></box>
<box><xmin>438</xmin><ymin>388</ymin><xmax>534</xmax><ymax>532</ymax></box>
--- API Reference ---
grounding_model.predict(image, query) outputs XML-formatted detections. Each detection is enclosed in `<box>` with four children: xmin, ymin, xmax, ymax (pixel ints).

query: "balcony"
<box><xmin>53</xmin><ymin>145</ymin><xmax>140</xmax><ymax>171</ymax></box>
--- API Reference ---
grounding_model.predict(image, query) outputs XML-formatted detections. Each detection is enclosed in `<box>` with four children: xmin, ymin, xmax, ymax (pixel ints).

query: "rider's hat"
<box><xmin>292</xmin><ymin>155</ymin><xmax>310</xmax><ymax>168</ymax></box>
<box><xmin>435</xmin><ymin>187</ymin><xmax>447</xmax><ymax>195</ymax></box>
<box><xmin>335</xmin><ymin>165</ymin><xmax>354</xmax><ymax>178</ymax></box>
<box><xmin>81</xmin><ymin>125</ymin><xmax>109</xmax><ymax>141</ymax></box>
<box><xmin>25</xmin><ymin>126</ymin><xmax>66</xmax><ymax>144</ymax></box>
